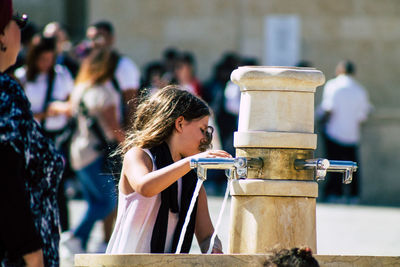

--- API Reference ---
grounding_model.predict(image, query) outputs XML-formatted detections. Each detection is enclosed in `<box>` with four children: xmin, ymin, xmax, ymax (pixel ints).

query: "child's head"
<box><xmin>122</xmin><ymin>85</ymin><xmax>213</xmax><ymax>154</ymax></box>
<box><xmin>264</xmin><ymin>247</ymin><xmax>319</xmax><ymax>267</ymax></box>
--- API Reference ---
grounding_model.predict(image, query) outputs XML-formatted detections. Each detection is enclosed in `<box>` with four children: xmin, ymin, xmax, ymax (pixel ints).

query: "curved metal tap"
<box><xmin>190</xmin><ymin>157</ymin><xmax>263</xmax><ymax>180</ymax></box>
<box><xmin>294</xmin><ymin>158</ymin><xmax>358</xmax><ymax>184</ymax></box>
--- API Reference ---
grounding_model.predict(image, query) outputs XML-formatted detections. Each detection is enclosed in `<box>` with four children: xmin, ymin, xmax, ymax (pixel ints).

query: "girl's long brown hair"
<box><xmin>121</xmin><ymin>85</ymin><xmax>211</xmax><ymax>154</ymax></box>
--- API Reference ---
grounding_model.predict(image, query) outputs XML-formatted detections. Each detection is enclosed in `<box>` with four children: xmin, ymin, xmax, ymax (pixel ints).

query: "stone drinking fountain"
<box><xmin>75</xmin><ymin>67</ymin><xmax>400</xmax><ymax>266</ymax></box>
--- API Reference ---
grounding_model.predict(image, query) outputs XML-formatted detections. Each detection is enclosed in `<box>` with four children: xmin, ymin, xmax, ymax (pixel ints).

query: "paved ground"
<box><xmin>61</xmin><ymin>196</ymin><xmax>400</xmax><ymax>266</ymax></box>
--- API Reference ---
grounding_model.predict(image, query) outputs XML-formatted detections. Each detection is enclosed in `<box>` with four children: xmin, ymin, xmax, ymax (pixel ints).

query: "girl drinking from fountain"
<box><xmin>106</xmin><ymin>85</ymin><xmax>230</xmax><ymax>254</ymax></box>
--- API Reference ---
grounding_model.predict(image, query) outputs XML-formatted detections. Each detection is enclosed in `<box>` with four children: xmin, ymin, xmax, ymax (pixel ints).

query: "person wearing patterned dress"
<box><xmin>0</xmin><ymin>1</ymin><xmax>64</xmax><ymax>266</ymax></box>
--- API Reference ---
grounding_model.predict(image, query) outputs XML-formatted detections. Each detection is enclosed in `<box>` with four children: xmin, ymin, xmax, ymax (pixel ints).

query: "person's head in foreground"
<box><xmin>264</xmin><ymin>247</ymin><xmax>320</xmax><ymax>267</ymax></box>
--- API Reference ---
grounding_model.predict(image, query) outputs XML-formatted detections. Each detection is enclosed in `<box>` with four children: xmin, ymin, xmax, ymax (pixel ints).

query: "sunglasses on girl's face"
<box><xmin>12</xmin><ymin>13</ymin><xmax>28</xmax><ymax>29</ymax></box>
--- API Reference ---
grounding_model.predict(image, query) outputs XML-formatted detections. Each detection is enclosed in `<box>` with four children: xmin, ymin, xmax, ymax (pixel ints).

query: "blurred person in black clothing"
<box><xmin>86</xmin><ymin>20</ymin><xmax>140</xmax><ymax>128</ymax></box>
<box><xmin>85</xmin><ymin>20</ymin><xmax>141</xmax><ymax>245</ymax></box>
<box><xmin>0</xmin><ymin>1</ymin><xmax>64</xmax><ymax>266</ymax></box>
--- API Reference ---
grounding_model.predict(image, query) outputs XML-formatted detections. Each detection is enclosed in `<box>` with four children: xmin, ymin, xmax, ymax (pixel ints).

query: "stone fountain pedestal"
<box><xmin>228</xmin><ymin>66</ymin><xmax>323</xmax><ymax>253</ymax></box>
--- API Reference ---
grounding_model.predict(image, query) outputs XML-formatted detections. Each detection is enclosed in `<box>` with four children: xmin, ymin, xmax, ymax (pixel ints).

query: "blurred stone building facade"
<box><xmin>14</xmin><ymin>0</ymin><xmax>400</xmax><ymax>205</ymax></box>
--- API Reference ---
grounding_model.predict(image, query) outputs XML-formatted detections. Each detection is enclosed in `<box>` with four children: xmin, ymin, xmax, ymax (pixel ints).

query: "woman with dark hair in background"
<box><xmin>15</xmin><ymin>35</ymin><xmax>74</xmax><ymax>133</ymax></box>
<box><xmin>0</xmin><ymin>0</ymin><xmax>64</xmax><ymax>266</ymax></box>
<box><xmin>14</xmin><ymin>34</ymin><xmax>74</xmax><ymax>233</ymax></box>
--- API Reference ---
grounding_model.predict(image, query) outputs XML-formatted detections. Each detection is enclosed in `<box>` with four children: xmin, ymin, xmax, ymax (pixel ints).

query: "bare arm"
<box><xmin>121</xmin><ymin>148</ymin><xmax>193</xmax><ymax>197</ymax></box>
<box><xmin>121</xmin><ymin>149</ymin><xmax>231</xmax><ymax>197</ymax></box>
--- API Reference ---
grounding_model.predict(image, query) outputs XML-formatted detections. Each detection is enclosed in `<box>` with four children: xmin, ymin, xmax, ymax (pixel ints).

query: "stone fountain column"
<box><xmin>228</xmin><ymin>66</ymin><xmax>325</xmax><ymax>253</ymax></box>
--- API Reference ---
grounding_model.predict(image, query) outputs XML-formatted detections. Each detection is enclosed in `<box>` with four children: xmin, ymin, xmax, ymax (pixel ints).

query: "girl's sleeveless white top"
<box><xmin>106</xmin><ymin>149</ymin><xmax>182</xmax><ymax>253</ymax></box>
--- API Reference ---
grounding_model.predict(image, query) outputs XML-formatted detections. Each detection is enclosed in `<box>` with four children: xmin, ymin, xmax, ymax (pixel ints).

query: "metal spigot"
<box><xmin>190</xmin><ymin>157</ymin><xmax>263</xmax><ymax>181</ymax></box>
<box><xmin>294</xmin><ymin>158</ymin><xmax>358</xmax><ymax>184</ymax></box>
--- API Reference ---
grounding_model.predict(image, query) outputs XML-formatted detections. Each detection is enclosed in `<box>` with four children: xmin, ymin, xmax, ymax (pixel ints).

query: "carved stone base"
<box><xmin>75</xmin><ymin>254</ymin><xmax>400</xmax><ymax>267</ymax></box>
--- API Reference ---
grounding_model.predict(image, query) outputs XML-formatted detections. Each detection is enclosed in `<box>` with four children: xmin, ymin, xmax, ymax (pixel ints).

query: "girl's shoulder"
<box><xmin>124</xmin><ymin>147</ymin><xmax>154</xmax><ymax>169</ymax></box>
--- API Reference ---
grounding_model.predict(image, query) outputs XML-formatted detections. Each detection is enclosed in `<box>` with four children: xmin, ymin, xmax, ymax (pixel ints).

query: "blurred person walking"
<box><xmin>317</xmin><ymin>60</ymin><xmax>372</xmax><ymax>204</ymax></box>
<box><xmin>0</xmin><ymin>1</ymin><xmax>64</xmax><ymax>266</ymax></box>
<box><xmin>53</xmin><ymin>48</ymin><xmax>124</xmax><ymax>256</ymax></box>
<box><xmin>85</xmin><ymin>20</ymin><xmax>140</xmax><ymax>247</ymax></box>
<box><xmin>14</xmin><ymin>35</ymin><xmax>74</xmax><ymax>232</ymax></box>
<box><xmin>86</xmin><ymin>20</ymin><xmax>140</xmax><ymax>128</ymax></box>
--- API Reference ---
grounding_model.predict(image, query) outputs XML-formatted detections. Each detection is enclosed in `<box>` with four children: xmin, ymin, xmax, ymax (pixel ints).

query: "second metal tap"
<box><xmin>295</xmin><ymin>158</ymin><xmax>358</xmax><ymax>184</ymax></box>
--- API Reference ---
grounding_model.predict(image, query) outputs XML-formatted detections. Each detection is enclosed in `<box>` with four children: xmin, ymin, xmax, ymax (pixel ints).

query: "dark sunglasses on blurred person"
<box><xmin>12</xmin><ymin>13</ymin><xmax>28</xmax><ymax>29</ymax></box>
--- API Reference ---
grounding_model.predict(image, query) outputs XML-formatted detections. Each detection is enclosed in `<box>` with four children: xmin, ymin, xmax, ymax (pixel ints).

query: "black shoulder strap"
<box><xmin>111</xmin><ymin>52</ymin><xmax>122</xmax><ymax>93</ymax></box>
<box><xmin>41</xmin><ymin>69</ymin><xmax>56</xmax><ymax>128</ymax></box>
<box><xmin>78</xmin><ymin>94</ymin><xmax>109</xmax><ymax>151</ymax></box>
<box><xmin>111</xmin><ymin>77</ymin><xmax>121</xmax><ymax>93</ymax></box>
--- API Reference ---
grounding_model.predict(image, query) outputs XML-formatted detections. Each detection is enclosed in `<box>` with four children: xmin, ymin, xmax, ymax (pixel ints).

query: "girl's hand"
<box><xmin>190</xmin><ymin>150</ymin><xmax>232</xmax><ymax>160</ymax></box>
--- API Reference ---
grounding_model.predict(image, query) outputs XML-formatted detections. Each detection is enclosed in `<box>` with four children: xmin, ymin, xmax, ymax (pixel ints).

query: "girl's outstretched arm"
<box><xmin>121</xmin><ymin>148</ymin><xmax>231</xmax><ymax>197</ymax></box>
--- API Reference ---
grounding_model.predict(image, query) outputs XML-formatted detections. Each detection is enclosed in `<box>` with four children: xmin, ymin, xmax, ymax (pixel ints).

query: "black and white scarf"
<box><xmin>149</xmin><ymin>142</ymin><xmax>198</xmax><ymax>253</ymax></box>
